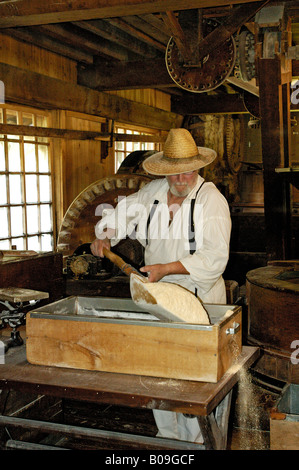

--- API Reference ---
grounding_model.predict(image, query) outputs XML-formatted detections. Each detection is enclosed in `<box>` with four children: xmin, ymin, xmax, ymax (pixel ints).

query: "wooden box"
<box><xmin>26</xmin><ymin>296</ymin><xmax>242</xmax><ymax>383</ymax></box>
<box><xmin>270</xmin><ymin>384</ymin><xmax>299</xmax><ymax>450</ymax></box>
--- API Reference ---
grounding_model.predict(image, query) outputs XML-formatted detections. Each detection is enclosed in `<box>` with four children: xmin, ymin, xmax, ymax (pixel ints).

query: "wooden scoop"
<box><xmin>103</xmin><ymin>248</ymin><xmax>209</xmax><ymax>324</ymax></box>
<box><xmin>102</xmin><ymin>247</ymin><xmax>145</xmax><ymax>279</ymax></box>
<box><xmin>102</xmin><ymin>248</ymin><xmax>178</xmax><ymax>320</ymax></box>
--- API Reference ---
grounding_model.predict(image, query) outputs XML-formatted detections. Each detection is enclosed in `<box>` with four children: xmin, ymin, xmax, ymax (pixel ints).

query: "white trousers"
<box><xmin>153</xmin><ymin>410</ymin><xmax>203</xmax><ymax>443</ymax></box>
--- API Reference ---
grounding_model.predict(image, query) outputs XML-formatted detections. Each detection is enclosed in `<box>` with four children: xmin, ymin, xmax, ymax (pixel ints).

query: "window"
<box><xmin>0</xmin><ymin>106</ymin><xmax>53</xmax><ymax>252</ymax></box>
<box><xmin>114</xmin><ymin>125</ymin><xmax>160</xmax><ymax>172</ymax></box>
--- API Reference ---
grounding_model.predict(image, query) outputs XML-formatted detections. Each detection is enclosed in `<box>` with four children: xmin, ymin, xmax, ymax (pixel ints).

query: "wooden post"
<box><xmin>258</xmin><ymin>57</ymin><xmax>292</xmax><ymax>260</ymax></box>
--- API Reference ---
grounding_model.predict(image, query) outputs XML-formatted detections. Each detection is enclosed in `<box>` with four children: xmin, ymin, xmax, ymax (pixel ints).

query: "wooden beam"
<box><xmin>0</xmin><ymin>62</ymin><xmax>182</xmax><ymax>130</ymax></box>
<box><xmin>160</xmin><ymin>11</ymin><xmax>193</xmax><ymax>62</ymax></box>
<box><xmin>0</xmin><ymin>0</ymin><xmax>270</xmax><ymax>28</ymax></box>
<box><xmin>171</xmin><ymin>93</ymin><xmax>247</xmax><ymax>115</ymax></box>
<box><xmin>0</xmin><ymin>123</ymin><xmax>166</xmax><ymax>142</ymax></box>
<box><xmin>78</xmin><ymin>58</ymin><xmax>173</xmax><ymax>90</ymax></box>
<box><xmin>194</xmin><ymin>1</ymin><xmax>271</xmax><ymax>63</ymax></box>
<box><xmin>258</xmin><ymin>57</ymin><xmax>292</xmax><ymax>260</ymax></box>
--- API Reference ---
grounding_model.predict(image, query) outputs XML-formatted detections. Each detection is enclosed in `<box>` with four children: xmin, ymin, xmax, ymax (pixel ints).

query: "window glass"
<box><xmin>0</xmin><ymin>106</ymin><xmax>53</xmax><ymax>251</ymax></box>
<box><xmin>40</xmin><ymin>204</ymin><xmax>52</xmax><ymax>231</ymax></box>
<box><xmin>0</xmin><ymin>141</ymin><xmax>5</xmax><ymax>170</ymax></box>
<box><xmin>24</xmin><ymin>143</ymin><xmax>37</xmax><ymax>172</ymax></box>
<box><xmin>6</xmin><ymin>110</ymin><xmax>19</xmax><ymax>139</ymax></box>
<box><xmin>38</xmin><ymin>145</ymin><xmax>49</xmax><ymax>172</ymax></box>
<box><xmin>39</xmin><ymin>175</ymin><xmax>51</xmax><ymax>202</ymax></box>
<box><xmin>8</xmin><ymin>142</ymin><xmax>21</xmax><ymax>171</ymax></box>
<box><xmin>25</xmin><ymin>175</ymin><xmax>38</xmax><ymax>203</ymax></box>
<box><xmin>10</xmin><ymin>206</ymin><xmax>23</xmax><ymax>237</ymax></box>
<box><xmin>9</xmin><ymin>174</ymin><xmax>22</xmax><ymax>204</ymax></box>
<box><xmin>114</xmin><ymin>125</ymin><xmax>160</xmax><ymax>172</ymax></box>
<box><xmin>26</xmin><ymin>205</ymin><xmax>39</xmax><ymax>234</ymax></box>
<box><xmin>0</xmin><ymin>175</ymin><xmax>7</xmax><ymax>204</ymax></box>
<box><xmin>0</xmin><ymin>207</ymin><xmax>9</xmax><ymax>238</ymax></box>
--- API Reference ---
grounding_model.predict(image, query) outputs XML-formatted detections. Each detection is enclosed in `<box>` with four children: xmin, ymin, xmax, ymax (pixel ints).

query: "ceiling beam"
<box><xmin>171</xmin><ymin>93</ymin><xmax>248</xmax><ymax>115</ymax></box>
<box><xmin>78</xmin><ymin>58</ymin><xmax>173</xmax><ymax>90</ymax></box>
<box><xmin>0</xmin><ymin>62</ymin><xmax>183</xmax><ymax>130</ymax></box>
<box><xmin>0</xmin><ymin>0</ymin><xmax>268</xmax><ymax>28</ymax></box>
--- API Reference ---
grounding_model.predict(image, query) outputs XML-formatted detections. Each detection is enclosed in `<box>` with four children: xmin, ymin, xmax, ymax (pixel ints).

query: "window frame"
<box><xmin>114</xmin><ymin>123</ymin><xmax>161</xmax><ymax>173</ymax></box>
<box><xmin>0</xmin><ymin>104</ymin><xmax>55</xmax><ymax>252</ymax></box>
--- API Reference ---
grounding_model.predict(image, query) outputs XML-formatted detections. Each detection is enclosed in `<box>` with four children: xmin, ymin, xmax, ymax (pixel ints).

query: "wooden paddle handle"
<box><xmin>103</xmin><ymin>247</ymin><xmax>141</xmax><ymax>277</ymax></box>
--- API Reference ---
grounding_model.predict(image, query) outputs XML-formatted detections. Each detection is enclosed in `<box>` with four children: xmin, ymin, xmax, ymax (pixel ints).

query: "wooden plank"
<box><xmin>0</xmin><ymin>123</ymin><xmax>166</xmax><ymax>142</ymax></box>
<box><xmin>0</xmin><ymin>62</ymin><xmax>182</xmax><ymax>130</ymax></box>
<box><xmin>74</xmin><ymin>19</ymin><xmax>164</xmax><ymax>57</ymax></box>
<box><xmin>106</xmin><ymin>17</ymin><xmax>166</xmax><ymax>52</ymax></box>
<box><xmin>0</xmin><ymin>1</ymin><xmax>266</xmax><ymax>28</ymax></box>
<box><xmin>0</xmin><ymin>32</ymin><xmax>77</xmax><ymax>82</ymax></box>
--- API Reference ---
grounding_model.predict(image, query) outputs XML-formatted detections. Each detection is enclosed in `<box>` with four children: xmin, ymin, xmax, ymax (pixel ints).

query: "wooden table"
<box><xmin>0</xmin><ymin>343</ymin><xmax>259</xmax><ymax>450</ymax></box>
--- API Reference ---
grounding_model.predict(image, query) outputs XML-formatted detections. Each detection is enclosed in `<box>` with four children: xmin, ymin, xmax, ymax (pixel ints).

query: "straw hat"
<box><xmin>142</xmin><ymin>128</ymin><xmax>216</xmax><ymax>176</ymax></box>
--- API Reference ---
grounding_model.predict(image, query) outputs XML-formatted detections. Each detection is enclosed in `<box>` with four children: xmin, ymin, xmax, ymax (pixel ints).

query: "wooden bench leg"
<box><xmin>197</xmin><ymin>390</ymin><xmax>233</xmax><ymax>450</ymax></box>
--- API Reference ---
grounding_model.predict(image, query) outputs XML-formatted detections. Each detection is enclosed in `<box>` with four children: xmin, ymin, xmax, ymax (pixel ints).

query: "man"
<box><xmin>91</xmin><ymin>128</ymin><xmax>231</xmax><ymax>443</ymax></box>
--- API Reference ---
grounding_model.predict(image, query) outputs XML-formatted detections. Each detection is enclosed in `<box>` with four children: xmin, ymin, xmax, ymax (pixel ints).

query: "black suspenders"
<box><xmin>189</xmin><ymin>180</ymin><xmax>205</xmax><ymax>254</ymax></box>
<box><xmin>145</xmin><ymin>199</ymin><xmax>159</xmax><ymax>245</ymax></box>
<box><xmin>146</xmin><ymin>181</ymin><xmax>205</xmax><ymax>254</ymax></box>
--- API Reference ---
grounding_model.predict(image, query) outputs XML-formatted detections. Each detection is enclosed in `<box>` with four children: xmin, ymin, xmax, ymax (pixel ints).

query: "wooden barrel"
<box><xmin>246</xmin><ymin>261</ymin><xmax>299</xmax><ymax>383</ymax></box>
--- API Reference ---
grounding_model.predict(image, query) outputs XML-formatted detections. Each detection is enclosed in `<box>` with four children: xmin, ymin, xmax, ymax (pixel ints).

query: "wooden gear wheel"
<box><xmin>165</xmin><ymin>18</ymin><xmax>236</xmax><ymax>93</ymax></box>
<box><xmin>225</xmin><ymin>116</ymin><xmax>241</xmax><ymax>175</ymax></box>
<box><xmin>57</xmin><ymin>174</ymin><xmax>151</xmax><ymax>264</ymax></box>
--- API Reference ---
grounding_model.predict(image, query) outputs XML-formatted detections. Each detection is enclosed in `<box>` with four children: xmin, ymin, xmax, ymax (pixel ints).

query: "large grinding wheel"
<box><xmin>57</xmin><ymin>174</ymin><xmax>151</xmax><ymax>265</ymax></box>
<box><xmin>165</xmin><ymin>18</ymin><xmax>236</xmax><ymax>93</ymax></box>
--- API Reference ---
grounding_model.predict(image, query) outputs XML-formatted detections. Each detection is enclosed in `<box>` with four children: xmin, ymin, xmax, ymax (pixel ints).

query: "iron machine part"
<box><xmin>165</xmin><ymin>18</ymin><xmax>236</xmax><ymax>93</ymax></box>
<box><xmin>235</xmin><ymin>30</ymin><xmax>256</xmax><ymax>82</ymax></box>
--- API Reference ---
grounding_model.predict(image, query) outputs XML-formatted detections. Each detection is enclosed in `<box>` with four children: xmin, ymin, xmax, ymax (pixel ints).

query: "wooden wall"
<box><xmin>0</xmin><ymin>33</ymin><xmax>172</xmax><ymax>237</ymax></box>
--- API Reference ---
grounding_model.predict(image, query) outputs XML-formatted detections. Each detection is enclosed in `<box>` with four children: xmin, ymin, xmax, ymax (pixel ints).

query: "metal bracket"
<box><xmin>226</xmin><ymin>322</ymin><xmax>240</xmax><ymax>335</ymax></box>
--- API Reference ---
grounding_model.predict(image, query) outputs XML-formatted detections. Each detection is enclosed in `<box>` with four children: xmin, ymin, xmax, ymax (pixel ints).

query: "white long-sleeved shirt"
<box><xmin>95</xmin><ymin>175</ymin><xmax>231</xmax><ymax>303</ymax></box>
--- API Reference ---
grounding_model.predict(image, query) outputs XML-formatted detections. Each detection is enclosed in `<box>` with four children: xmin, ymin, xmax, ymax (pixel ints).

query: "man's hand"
<box><xmin>140</xmin><ymin>261</ymin><xmax>189</xmax><ymax>283</ymax></box>
<box><xmin>140</xmin><ymin>264</ymin><xmax>168</xmax><ymax>282</ymax></box>
<box><xmin>91</xmin><ymin>228</ymin><xmax>116</xmax><ymax>257</ymax></box>
<box><xmin>90</xmin><ymin>237</ymin><xmax>111</xmax><ymax>257</ymax></box>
